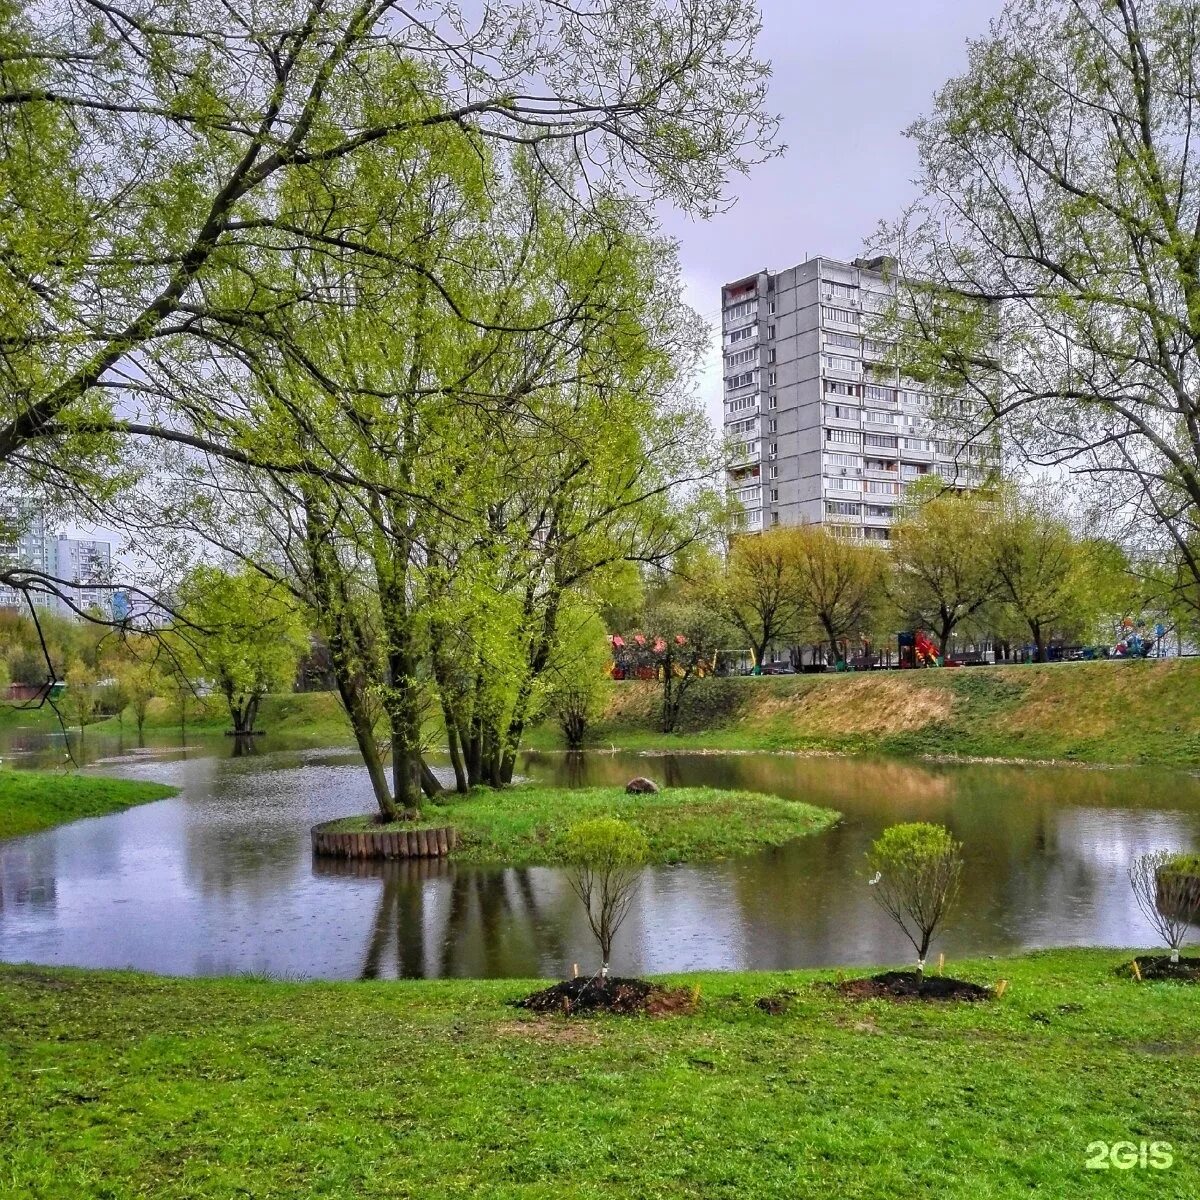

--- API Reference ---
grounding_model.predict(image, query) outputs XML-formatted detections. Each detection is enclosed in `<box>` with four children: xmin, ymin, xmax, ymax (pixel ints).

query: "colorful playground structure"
<box><xmin>898</xmin><ymin>630</ymin><xmax>943</xmax><ymax>669</ymax></box>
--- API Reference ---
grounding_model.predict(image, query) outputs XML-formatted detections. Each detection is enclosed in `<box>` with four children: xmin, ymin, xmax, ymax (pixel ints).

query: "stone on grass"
<box><xmin>625</xmin><ymin>777</ymin><xmax>660</xmax><ymax>795</ymax></box>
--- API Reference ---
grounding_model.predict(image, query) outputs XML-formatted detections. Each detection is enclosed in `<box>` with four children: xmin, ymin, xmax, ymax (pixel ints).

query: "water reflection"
<box><xmin>1</xmin><ymin>727</ymin><xmax>1199</xmax><ymax>979</ymax></box>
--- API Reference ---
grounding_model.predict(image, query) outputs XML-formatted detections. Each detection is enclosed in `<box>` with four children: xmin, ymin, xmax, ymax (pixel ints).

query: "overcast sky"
<box><xmin>667</xmin><ymin>0</ymin><xmax>1003</xmax><ymax>429</ymax></box>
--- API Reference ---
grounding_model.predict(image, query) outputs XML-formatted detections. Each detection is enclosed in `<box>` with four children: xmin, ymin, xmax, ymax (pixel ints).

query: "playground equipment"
<box><xmin>899</xmin><ymin>630</ymin><xmax>942</xmax><ymax>668</ymax></box>
<box><xmin>1113</xmin><ymin>617</ymin><xmax>1161</xmax><ymax>659</ymax></box>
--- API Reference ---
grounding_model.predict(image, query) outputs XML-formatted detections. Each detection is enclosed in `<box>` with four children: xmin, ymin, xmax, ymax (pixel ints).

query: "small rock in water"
<box><xmin>625</xmin><ymin>777</ymin><xmax>660</xmax><ymax>795</ymax></box>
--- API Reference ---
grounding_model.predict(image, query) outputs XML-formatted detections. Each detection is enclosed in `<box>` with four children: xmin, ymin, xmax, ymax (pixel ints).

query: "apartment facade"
<box><xmin>723</xmin><ymin>255</ymin><xmax>998</xmax><ymax>538</ymax></box>
<box><xmin>0</xmin><ymin>502</ymin><xmax>114</xmax><ymax>619</ymax></box>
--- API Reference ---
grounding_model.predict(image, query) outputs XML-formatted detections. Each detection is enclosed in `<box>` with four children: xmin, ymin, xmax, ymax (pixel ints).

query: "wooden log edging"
<box><xmin>311</xmin><ymin>820</ymin><xmax>458</xmax><ymax>860</ymax></box>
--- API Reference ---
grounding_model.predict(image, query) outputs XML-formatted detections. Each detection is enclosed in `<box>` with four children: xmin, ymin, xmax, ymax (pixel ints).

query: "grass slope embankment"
<box><xmin>1</xmin><ymin>690</ymin><xmax>354</xmax><ymax>742</ymax></box>
<box><xmin>328</xmin><ymin>784</ymin><xmax>838</xmax><ymax>865</ymax></box>
<box><xmin>0</xmin><ymin>769</ymin><xmax>178</xmax><ymax>840</ymax></box>
<box><xmin>0</xmin><ymin>949</ymin><xmax>1196</xmax><ymax>1197</ymax></box>
<box><xmin>529</xmin><ymin>658</ymin><xmax>1200</xmax><ymax>767</ymax></box>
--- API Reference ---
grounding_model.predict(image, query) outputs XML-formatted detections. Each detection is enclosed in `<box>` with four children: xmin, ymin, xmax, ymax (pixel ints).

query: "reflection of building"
<box><xmin>722</xmin><ymin>255</ymin><xmax>1000</xmax><ymax>538</ymax></box>
<box><xmin>0</xmin><ymin>502</ymin><xmax>114</xmax><ymax>619</ymax></box>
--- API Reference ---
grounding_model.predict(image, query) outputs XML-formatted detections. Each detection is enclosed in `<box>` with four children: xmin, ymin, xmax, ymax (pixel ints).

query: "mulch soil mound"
<box><xmin>1123</xmin><ymin>956</ymin><xmax>1200</xmax><ymax>982</ymax></box>
<box><xmin>512</xmin><ymin>976</ymin><xmax>697</xmax><ymax>1017</ymax></box>
<box><xmin>835</xmin><ymin>970</ymin><xmax>993</xmax><ymax>1002</ymax></box>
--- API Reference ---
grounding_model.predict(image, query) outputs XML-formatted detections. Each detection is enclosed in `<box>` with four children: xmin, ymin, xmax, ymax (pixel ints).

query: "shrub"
<box><xmin>1129</xmin><ymin>850</ymin><xmax>1200</xmax><ymax>964</ymax></box>
<box><xmin>562</xmin><ymin>818</ymin><xmax>649</xmax><ymax>977</ymax></box>
<box><xmin>865</xmin><ymin>822</ymin><xmax>963</xmax><ymax>977</ymax></box>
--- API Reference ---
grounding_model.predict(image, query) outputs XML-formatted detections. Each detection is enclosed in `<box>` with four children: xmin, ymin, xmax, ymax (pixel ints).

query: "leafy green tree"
<box><xmin>176</xmin><ymin>566</ymin><xmax>309</xmax><ymax>736</ymax></box>
<box><xmin>0</xmin><ymin>0</ymin><xmax>777</xmax><ymax>614</ymax></box>
<box><xmin>878</xmin><ymin>0</ymin><xmax>1200</xmax><ymax>601</ymax></box>
<box><xmin>564</xmin><ymin>818</ymin><xmax>649</xmax><ymax>977</ymax></box>
<box><xmin>720</xmin><ymin>527</ymin><xmax>807</xmax><ymax>667</ymax></box>
<box><xmin>986</xmin><ymin>493</ymin><xmax>1095</xmax><ymax>662</ymax></box>
<box><xmin>632</xmin><ymin>598</ymin><xmax>732</xmax><ymax>734</ymax></box>
<box><xmin>890</xmin><ymin>481</ymin><xmax>1001</xmax><ymax>656</ymax></box>
<box><xmin>789</xmin><ymin>527</ymin><xmax>888</xmax><ymax>664</ymax></box>
<box><xmin>62</xmin><ymin>662</ymin><xmax>96</xmax><ymax>733</ymax></box>
<box><xmin>543</xmin><ymin>603</ymin><xmax>615</xmax><ymax>752</ymax></box>
<box><xmin>866</xmin><ymin>823</ymin><xmax>963</xmax><ymax>978</ymax></box>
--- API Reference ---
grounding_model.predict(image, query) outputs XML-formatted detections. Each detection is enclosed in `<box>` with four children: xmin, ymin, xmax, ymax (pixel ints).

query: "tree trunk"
<box><xmin>420</xmin><ymin>758</ymin><xmax>443</xmax><ymax>799</ymax></box>
<box><xmin>302</xmin><ymin>487</ymin><xmax>396</xmax><ymax>819</ymax></box>
<box><xmin>444</xmin><ymin>717</ymin><xmax>468</xmax><ymax>793</ymax></box>
<box><xmin>938</xmin><ymin>613</ymin><xmax>955</xmax><ymax>661</ymax></box>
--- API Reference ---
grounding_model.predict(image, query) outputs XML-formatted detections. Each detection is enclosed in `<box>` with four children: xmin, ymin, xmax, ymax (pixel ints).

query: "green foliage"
<box><xmin>175</xmin><ymin>566</ymin><xmax>309</xmax><ymax>734</ymax></box>
<box><xmin>866</xmin><ymin>822</ymin><xmax>964</xmax><ymax>973</ymax></box>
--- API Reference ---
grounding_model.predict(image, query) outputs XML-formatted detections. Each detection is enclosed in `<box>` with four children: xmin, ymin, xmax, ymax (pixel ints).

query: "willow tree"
<box><xmin>789</xmin><ymin>527</ymin><xmax>888</xmax><ymax>664</ymax></box>
<box><xmin>720</xmin><ymin>527</ymin><xmax>807</xmax><ymax>667</ymax></box>
<box><xmin>0</xmin><ymin>0</ymin><xmax>778</xmax><ymax>610</ymax></box>
<box><xmin>889</xmin><ymin>480</ymin><xmax>1001</xmax><ymax>655</ymax></box>
<box><xmin>878</xmin><ymin>0</ymin><xmax>1200</xmax><ymax>613</ymax></box>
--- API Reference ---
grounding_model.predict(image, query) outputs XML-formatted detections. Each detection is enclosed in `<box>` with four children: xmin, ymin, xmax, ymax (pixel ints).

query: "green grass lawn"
<box><xmin>0</xmin><ymin>769</ymin><xmax>178</xmax><ymax>839</ymax></box>
<box><xmin>328</xmin><ymin>784</ymin><xmax>839</xmax><ymax>865</ymax></box>
<box><xmin>0</xmin><ymin>949</ymin><xmax>1195</xmax><ymax>1197</ymax></box>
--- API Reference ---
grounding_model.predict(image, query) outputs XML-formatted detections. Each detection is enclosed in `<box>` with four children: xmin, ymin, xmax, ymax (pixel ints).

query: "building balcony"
<box><xmin>864</xmin><ymin>467</ymin><xmax>900</xmax><ymax>481</ymax></box>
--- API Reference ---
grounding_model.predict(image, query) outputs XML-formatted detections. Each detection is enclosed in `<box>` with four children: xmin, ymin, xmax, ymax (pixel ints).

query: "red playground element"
<box><xmin>913</xmin><ymin>630</ymin><xmax>942</xmax><ymax>667</ymax></box>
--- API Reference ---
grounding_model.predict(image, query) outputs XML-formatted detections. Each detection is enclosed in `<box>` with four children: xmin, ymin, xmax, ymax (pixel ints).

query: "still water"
<box><xmin>2</xmin><ymin>726</ymin><xmax>1199</xmax><ymax>979</ymax></box>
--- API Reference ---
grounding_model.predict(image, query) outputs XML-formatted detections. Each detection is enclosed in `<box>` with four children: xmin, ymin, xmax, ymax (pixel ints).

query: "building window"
<box><xmin>821</xmin><ymin>305</ymin><xmax>859</xmax><ymax>326</ymax></box>
<box><xmin>770</xmin><ymin>488</ymin><xmax>779</xmax><ymax>502</ymax></box>
<box><xmin>768</xmin><ymin>394</ymin><xmax>777</xmax><ymax>409</ymax></box>
<box><xmin>727</xmin><ymin>324</ymin><xmax>758</xmax><ymax>344</ymax></box>
<box><xmin>823</xmin><ymin>280</ymin><xmax>857</xmax><ymax>299</ymax></box>
<box><xmin>767</xmin><ymin>348</ymin><xmax>776</xmax><ymax>363</ymax></box>
<box><xmin>725</xmin><ymin>347</ymin><xmax>757</xmax><ymax>369</ymax></box>
<box><xmin>768</xmin><ymin>300</ymin><xmax>776</xmax><ymax>315</ymax></box>
<box><xmin>769</xmin><ymin>465</ymin><xmax>778</xmax><ymax>479</ymax></box>
<box><xmin>825</xmin><ymin>428</ymin><xmax>862</xmax><ymax>445</ymax></box>
<box><xmin>767</xmin><ymin>325</ymin><xmax>776</xmax><ymax>340</ymax></box>
<box><xmin>824</xmin><ymin>331</ymin><xmax>859</xmax><ymax>350</ymax></box>
<box><xmin>767</xmin><ymin>371</ymin><xmax>777</xmax><ymax>385</ymax></box>
<box><xmin>864</xmin><ymin>433</ymin><xmax>898</xmax><ymax>449</ymax></box>
<box><xmin>726</xmin><ymin>370</ymin><xmax>756</xmax><ymax>390</ymax></box>
<box><xmin>767</xmin><ymin>419</ymin><xmax>777</xmax><ymax>433</ymax></box>
<box><xmin>823</xmin><ymin>379</ymin><xmax>860</xmax><ymax>397</ymax></box>
<box><xmin>771</xmin><ymin>512</ymin><xmax>780</xmax><ymax>526</ymax></box>
<box><xmin>825</xmin><ymin>500</ymin><xmax>860</xmax><ymax>517</ymax></box>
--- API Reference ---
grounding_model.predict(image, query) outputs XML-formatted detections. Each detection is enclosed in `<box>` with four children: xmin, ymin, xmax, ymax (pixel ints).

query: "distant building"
<box><xmin>722</xmin><ymin>255</ymin><xmax>1000</xmax><ymax>538</ymax></box>
<box><xmin>0</xmin><ymin>503</ymin><xmax>54</xmax><ymax>612</ymax></box>
<box><xmin>0</xmin><ymin>502</ymin><xmax>115</xmax><ymax>619</ymax></box>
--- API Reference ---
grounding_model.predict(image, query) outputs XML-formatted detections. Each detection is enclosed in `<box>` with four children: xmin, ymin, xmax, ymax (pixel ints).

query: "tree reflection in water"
<box><xmin>312</xmin><ymin>857</ymin><xmax>568</xmax><ymax>980</ymax></box>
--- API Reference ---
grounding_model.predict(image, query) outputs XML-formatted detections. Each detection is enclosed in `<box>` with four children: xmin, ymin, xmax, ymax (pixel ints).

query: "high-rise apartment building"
<box><xmin>0</xmin><ymin>502</ymin><xmax>114</xmax><ymax>619</ymax></box>
<box><xmin>722</xmin><ymin>255</ymin><xmax>999</xmax><ymax>538</ymax></box>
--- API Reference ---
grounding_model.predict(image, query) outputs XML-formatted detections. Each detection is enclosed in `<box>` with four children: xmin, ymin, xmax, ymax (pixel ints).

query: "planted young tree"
<box><xmin>1129</xmin><ymin>851</ymin><xmax>1200</xmax><ymax>966</ymax></box>
<box><xmin>866</xmin><ymin>822</ymin><xmax>963</xmax><ymax>977</ymax></box>
<box><xmin>176</xmin><ymin>566</ymin><xmax>309</xmax><ymax>737</ymax></box>
<box><xmin>563</xmin><ymin>818</ymin><xmax>649</xmax><ymax>978</ymax></box>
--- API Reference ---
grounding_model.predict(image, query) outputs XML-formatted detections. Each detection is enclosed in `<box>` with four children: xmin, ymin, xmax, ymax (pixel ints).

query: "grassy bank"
<box><xmin>527</xmin><ymin>658</ymin><xmax>1200</xmax><ymax>767</ymax></box>
<box><xmin>0</xmin><ymin>769</ymin><xmax>178</xmax><ymax>839</ymax></box>
<box><xmin>329</xmin><ymin>784</ymin><xmax>838</xmax><ymax>865</ymax></box>
<box><xmin>1</xmin><ymin>690</ymin><xmax>354</xmax><ymax>742</ymax></box>
<box><xmin>0</xmin><ymin>949</ymin><xmax>1195</xmax><ymax>1197</ymax></box>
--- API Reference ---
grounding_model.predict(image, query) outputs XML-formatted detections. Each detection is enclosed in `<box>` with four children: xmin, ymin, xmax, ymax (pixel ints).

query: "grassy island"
<box><xmin>0</xmin><ymin>769</ymin><xmax>178</xmax><ymax>840</ymax></box>
<box><xmin>326</xmin><ymin>784</ymin><xmax>839</xmax><ymax>865</ymax></box>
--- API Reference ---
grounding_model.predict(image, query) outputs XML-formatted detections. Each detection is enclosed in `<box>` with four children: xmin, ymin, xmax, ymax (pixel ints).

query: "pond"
<box><xmin>2</xmin><ymin>725</ymin><xmax>1199</xmax><ymax>980</ymax></box>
